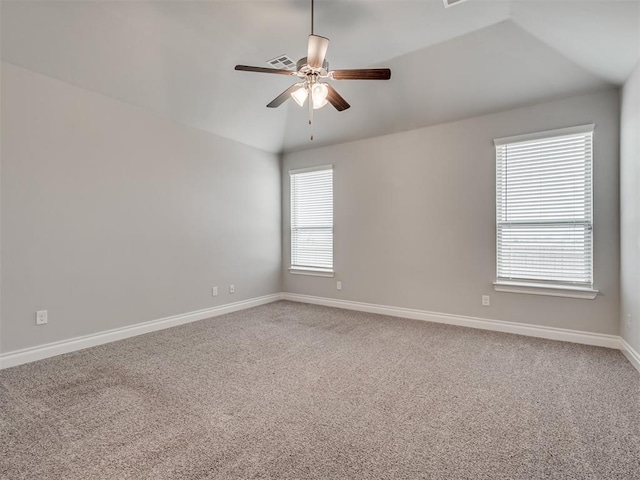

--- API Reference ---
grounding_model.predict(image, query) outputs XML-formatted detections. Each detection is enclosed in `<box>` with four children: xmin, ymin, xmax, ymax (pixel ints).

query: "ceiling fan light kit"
<box><xmin>289</xmin><ymin>62</ymin><xmax>330</xmax><ymax>109</ymax></box>
<box><xmin>234</xmin><ymin>0</ymin><xmax>391</xmax><ymax>139</ymax></box>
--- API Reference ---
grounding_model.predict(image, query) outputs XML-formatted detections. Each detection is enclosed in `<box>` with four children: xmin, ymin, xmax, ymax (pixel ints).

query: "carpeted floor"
<box><xmin>1</xmin><ymin>301</ymin><xmax>639</xmax><ymax>479</ymax></box>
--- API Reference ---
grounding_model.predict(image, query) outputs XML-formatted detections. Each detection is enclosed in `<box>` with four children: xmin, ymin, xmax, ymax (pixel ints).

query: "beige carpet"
<box><xmin>1</xmin><ymin>301</ymin><xmax>639</xmax><ymax>479</ymax></box>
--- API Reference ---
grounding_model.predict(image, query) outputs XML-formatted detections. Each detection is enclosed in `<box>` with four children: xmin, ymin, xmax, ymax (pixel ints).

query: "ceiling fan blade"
<box><xmin>267</xmin><ymin>84</ymin><xmax>301</xmax><ymax>108</ymax></box>
<box><xmin>307</xmin><ymin>35</ymin><xmax>329</xmax><ymax>68</ymax></box>
<box><xmin>235</xmin><ymin>65</ymin><xmax>296</xmax><ymax>76</ymax></box>
<box><xmin>331</xmin><ymin>69</ymin><xmax>391</xmax><ymax>80</ymax></box>
<box><xmin>325</xmin><ymin>84</ymin><xmax>350</xmax><ymax>111</ymax></box>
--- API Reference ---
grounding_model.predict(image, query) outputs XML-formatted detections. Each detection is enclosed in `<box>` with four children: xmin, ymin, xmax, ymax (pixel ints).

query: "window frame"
<box><xmin>289</xmin><ymin>164</ymin><xmax>334</xmax><ymax>277</ymax></box>
<box><xmin>493</xmin><ymin>125</ymin><xmax>598</xmax><ymax>299</ymax></box>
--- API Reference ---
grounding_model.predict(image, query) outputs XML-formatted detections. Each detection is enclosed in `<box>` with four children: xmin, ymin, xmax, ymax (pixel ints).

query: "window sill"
<box><xmin>289</xmin><ymin>268</ymin><xmax>335</xmax><ymax>278</ymax></box>
<box><xmin>493</xmin><ymin>281</ymin><xmax>598</xmax><ymax>299</ymax></box>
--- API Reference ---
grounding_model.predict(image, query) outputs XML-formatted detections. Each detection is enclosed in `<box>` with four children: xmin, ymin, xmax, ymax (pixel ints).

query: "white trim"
<box><xmin>493</xmin><ymin>124</ymin><xmax>594</xmax><ymax>146</ymax></box>
<box><xmin>493</xmin><ymin>281</ymin><xmax>598</xmax><ymax>299</ymax></box>
<box><xmin>620</xmin><ymin>339</ymin><xmax>640</xmax><ymax>374</ymax></box>
<box><xmin>3</xmin><ymin>293</ymin><xmax>637</xmax><ymax>376</ymax></box>
<box><xmin>288</xmin><ymin>164</ymin><xmax>333</xmax><ymax>175</ymax></box>
<box><xmin>0</xmin><ymin>293</ymin><xmax>283</xmax><ymax>370</ymax></box>
<box><xmin>281</xmin><ymin>293</ymin><xmax>620</xmax><ymax>349</ymax></box>
<box><xmin>289</xmin><ymin>268</ymin><xmax>335</xmax><ymax>278</ymax></box>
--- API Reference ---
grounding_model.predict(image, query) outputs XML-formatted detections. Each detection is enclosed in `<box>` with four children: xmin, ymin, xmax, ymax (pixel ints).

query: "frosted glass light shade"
<box><xmin>291</xmin><ymin>85</ymin><xmax>308</xmax><ymax>107</ymax></box>
<box><xmin>312</xmin><ymin>83</ymin><xmax>329</xmax><ymax>109</ymax></box>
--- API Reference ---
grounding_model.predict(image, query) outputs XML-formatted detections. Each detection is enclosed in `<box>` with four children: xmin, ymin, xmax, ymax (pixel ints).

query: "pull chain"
<box><xmin>308</xmin><ymin>89</ymin><xmax>314</xmax><ymax>140</ymax></box>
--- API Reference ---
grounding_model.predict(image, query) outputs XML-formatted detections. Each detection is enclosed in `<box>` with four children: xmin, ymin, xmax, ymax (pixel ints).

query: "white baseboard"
<box><xmin>0</xmin><ymin>293</ymin><xmax>283</xmax><ymax>370</ymax></box>
<box><xmin>3</xmin><ymin>292</ymin><xmax>637</xmax><ymax>375</ymax></box>
<box><xmin>620</xmin><ymin>339</ymin><xmax>640</xmax><ymax>374</ymax></box>
<box><xmin>281</xmin><ymin>293</ymin><xmax>622</xmax><ymax>349</ymax></box>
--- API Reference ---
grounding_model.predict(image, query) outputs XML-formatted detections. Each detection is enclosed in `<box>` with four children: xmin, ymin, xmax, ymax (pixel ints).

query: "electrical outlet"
<box><xmin>627</xmin><ymin>314</ymin><xmax>632</xmax><ymax>329</ymax></box>
<box><xmin>212</xmin><ymin>287</ymin><xmax>218</xmax><ymax>297</ymax></box>
<box><xmin>482</xmin><ymin>295</ymin><xmax>490</xmax><ymax>307</ymax></box>
<box><xmin>36</xmin><ymin>310</ymin><xmax>48</xmax><ymax>325</ymax></box>
<box><xmin>229</xmin><ymin>284</ymin><xmax>235</xmax><ymax>294</ymax></box>
<box><xmin>336</xmin><ymin>281</ymin><xmax>342</xmax><ymax>290</ymax></box>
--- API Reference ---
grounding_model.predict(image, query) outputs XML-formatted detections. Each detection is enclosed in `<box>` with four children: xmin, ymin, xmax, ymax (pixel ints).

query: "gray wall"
<box><xmin>283</xmin><ymin>89</ymin><xmax>621</xmax><ymax>336</ymax></box>
<box><xmin>1</xmin><ymin>63</ymin><xmax>281</xmax><ymax>353</ymax></box>
<box><xmin>621</xmin><ymin>61</ymin><xmax>640</xmax><ymax>353</ymax></box>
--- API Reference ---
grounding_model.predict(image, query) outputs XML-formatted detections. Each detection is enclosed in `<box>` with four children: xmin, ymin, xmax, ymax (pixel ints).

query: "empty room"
<box><xmin>1</xmin><ymin>0</ymin><xmax>639</xmax><ymax>478</ymax></box>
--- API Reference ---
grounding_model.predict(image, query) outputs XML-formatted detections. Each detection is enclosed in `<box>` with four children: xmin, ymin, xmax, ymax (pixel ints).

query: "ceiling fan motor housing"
<box><xmin>297</xmin><ymin>57</ymin><xmax>329</xmax><ymax>77</ymax></box>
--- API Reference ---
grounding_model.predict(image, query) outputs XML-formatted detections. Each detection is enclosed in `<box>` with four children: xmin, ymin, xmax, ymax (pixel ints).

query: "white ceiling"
<box><xmin>2</xmin><ymin>0</ymin><xmax>639</xmax><ymax>153</ymax></box>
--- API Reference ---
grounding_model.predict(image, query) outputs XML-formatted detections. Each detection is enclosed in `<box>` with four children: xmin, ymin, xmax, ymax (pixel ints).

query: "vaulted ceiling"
<box><xmin>2</xmin><ymin>0</ymin><xmax>639</xmax><ymax>153</ymax></box>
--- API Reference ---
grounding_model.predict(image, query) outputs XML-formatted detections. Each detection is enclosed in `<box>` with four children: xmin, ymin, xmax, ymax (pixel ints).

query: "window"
<box><xmin>494</xmin><ymin>125</ymin><xmax>597</xmax><ymax>299</ymax></box>
<box><xmin>290</xmin><ymin>165</ymin><xmax>333</xmax><ymax>275</ymax></box>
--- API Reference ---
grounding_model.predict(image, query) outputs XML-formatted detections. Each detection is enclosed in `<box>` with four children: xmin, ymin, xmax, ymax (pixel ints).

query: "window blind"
<box><xmin>495</xmin><ymin>125</ymin><xmax>593</xmax><ymax>287</ymax></box>
<box><xmin>290</xmin><ymin>166</ymin><xmax>333</xmax><ymax>271</ymax></box>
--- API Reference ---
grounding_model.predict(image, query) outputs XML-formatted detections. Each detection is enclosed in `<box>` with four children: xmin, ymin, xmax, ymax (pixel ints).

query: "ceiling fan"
<box><xmin>234</xmin><ymin>0</ymin><xmax>391</xmax><ymax>135</ymax></box>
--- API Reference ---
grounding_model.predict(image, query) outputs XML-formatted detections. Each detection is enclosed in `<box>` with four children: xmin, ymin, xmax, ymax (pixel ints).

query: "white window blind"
<box><xmin>290</xmin><ymin>166</ymin><xmax>333</xmax><ymax>271</ymax></box>
<box><xmin>495</xmin><ymin>125</ymin><xmax>593</xmax><ymax>288</ymax></box>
